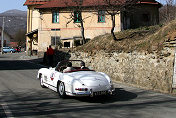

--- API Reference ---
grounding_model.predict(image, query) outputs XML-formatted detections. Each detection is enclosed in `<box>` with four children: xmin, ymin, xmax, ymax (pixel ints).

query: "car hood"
<box><xmin>66</xmin><ymin>71</ymin><xmax>109</xmax><ymax>87</ymax></box>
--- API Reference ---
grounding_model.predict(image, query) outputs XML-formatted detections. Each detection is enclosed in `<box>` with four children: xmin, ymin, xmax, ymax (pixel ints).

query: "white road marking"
<box><xmin>1</xmin><ymin>103</ymin><xmax>14</xmax><ymax>118</ymax></box>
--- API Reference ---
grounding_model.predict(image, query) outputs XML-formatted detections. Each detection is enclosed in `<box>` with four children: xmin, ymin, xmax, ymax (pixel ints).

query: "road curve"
<box><xmin>0</xmin><ymin>53</ymin><xmax>176</xmax><ymax>118</ymax></box>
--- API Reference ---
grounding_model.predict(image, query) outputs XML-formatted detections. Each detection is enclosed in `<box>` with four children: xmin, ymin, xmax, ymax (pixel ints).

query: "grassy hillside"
<box><xmin>76</xmin><ymin>20</ymin><xmax>176</xmax><ymax>53</ymax></box>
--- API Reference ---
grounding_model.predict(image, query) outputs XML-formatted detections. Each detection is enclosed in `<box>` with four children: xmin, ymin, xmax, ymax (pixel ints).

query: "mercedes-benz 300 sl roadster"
<box><xmin>37</xmin><ymin>60</ymin><xmax>114</xmax><ymax>98</ymax></box>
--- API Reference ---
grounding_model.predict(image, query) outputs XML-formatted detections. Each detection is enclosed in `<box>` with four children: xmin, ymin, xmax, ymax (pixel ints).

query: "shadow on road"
<box><xmin>67</xmin><ymin>88</ymin><xmax>137</xmax><ymax>103</ymax></box>
<box><xmin>0</xmin><ymin>105</ymin><xmax>6</xmax><ymax>118</ymax></box>
<box><xmin>0</xmin><ymin>88</ymin><xmax>176</xmax><ymax>117</ymax></box>
<box><xmin>0</xmin><ymin>59</ymin><xmax>44</xmax><ymax>70</ymax></box>
<box><xmin>0</xmin><ymin>50</ymin><xmax>72</xmax><ymax>70</ymax></box>
<box><xmin>0</xmin><ymin>88</ymin><xmax>137</xmax><ymax>117</ymax></box>
<box><xmin>0</xmin><ymin>56</ymin><xmax>8</xmax><ymax>58</ymax></box>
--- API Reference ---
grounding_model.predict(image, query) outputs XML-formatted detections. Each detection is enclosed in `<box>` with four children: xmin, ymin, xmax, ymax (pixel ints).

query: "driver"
<box><xmin>80</xmin><ymin>61</ymin><xmax>89</xmax><ymax>69</ymax></box>
<box><xmin>63</xmin><ymin>62</ymin><xmax>75</xmax><ymax>73</ymax></box>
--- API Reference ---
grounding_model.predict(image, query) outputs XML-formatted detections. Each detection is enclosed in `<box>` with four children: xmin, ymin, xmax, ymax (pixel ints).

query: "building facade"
<box><xmin>24</xmin><ymin>0</ymin><xmax>161</xmax><ymax>55</ymax></box>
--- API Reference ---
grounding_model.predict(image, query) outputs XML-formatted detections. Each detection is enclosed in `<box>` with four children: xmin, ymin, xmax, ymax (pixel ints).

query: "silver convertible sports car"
<box><xmin>37</xmin><ymin>60</ymin><xmax>114</xmax><ymax>98</ymax></box>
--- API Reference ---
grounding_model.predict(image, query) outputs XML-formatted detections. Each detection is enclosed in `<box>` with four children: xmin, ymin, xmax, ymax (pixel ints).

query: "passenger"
<box><xmin>63</xmin><ymin>62</ymin><xmax>75</xmax><ymax>73</ymax></box>
<box><xmin>80</xmin><ymin>61</ymin><xmax>89</xmax><ymax>69</ymax></box>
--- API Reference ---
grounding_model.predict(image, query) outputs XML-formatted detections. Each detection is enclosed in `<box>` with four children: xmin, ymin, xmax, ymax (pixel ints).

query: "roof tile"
<box><xmin>36</xmin><ymin>0</ymin><xmax>127</xmax><ymax>9</ymax></box>
<box><xmin>24</xmin><ymin>0</ymin><xmax>51</xmax><ymax>5</ymax></box>
<box><xmin>36</xmin><ymin>0</ymin><xmax>160</xmax><ymax>9</ymax></box>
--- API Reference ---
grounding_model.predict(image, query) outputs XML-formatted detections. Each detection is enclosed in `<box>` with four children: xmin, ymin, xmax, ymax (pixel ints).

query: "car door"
<box><xmin>46</xmin><ymin>68</ymin><xmax>57</xmax><ymax>88</ymax></box>
<box><xmin>49</xmin><ymin>69</ymin><xmax>65</xmax><ymax>90</ymax></box>
<box><xmin>41</xmin><ymin>68</ymin><xmax>54</xmax><ymax>87</ymax></box>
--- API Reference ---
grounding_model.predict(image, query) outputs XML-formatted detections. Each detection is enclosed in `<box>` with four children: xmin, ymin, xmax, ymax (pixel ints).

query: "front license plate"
<box><xmin>94</xmin><ymin>91</ymin><xmax>107</xmax><ymax>96</ymax></box>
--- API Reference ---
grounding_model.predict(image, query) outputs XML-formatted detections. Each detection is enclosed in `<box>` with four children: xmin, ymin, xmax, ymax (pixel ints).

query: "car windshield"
<box><xmin>55</xmin><ymin>60</ymin><xmax>94</xmax><ymax>73</ymax></box>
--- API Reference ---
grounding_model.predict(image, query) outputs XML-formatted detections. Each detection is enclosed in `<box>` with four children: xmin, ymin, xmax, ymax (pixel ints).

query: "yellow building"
<box><xmin>24</xmin><ymin>0</ymin><xmax>161</xmax><ymax>55</ymax></box>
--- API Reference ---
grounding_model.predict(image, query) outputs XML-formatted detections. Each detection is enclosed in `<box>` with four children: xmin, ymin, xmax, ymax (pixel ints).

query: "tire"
<box><xmin>39</xmin><ymin>73</ymin><xmax>46</xmax><ymax>88</ymax></box>
<box><xmin>57</xmin><ymin>81</ymin><xmax>66</xmax><ymax>98</ymax></box>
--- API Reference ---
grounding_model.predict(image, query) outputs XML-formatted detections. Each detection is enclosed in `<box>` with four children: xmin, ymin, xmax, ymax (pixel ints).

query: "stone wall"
<box><xmin>69</xmin><ymin>48</ymin><xmax>175</xmax><ymax>93</ymax></box>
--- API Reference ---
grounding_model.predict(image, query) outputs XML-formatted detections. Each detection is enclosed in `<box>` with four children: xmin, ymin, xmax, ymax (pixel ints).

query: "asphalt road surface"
<box><xmin>0</xmin><ymin>53</ymin><xmax>176</xmax><ymax>118</ymax></box>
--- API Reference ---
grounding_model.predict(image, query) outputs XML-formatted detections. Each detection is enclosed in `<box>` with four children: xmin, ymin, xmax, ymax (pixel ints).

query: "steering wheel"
<box><xmin>59</xmin><ymin>66</ymin><xmax>65</xmax><ymax>72</ymax></box>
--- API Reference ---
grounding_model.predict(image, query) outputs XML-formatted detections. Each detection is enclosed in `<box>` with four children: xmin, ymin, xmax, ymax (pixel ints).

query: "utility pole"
<box><xmin>1</xmin><ymin>17</ymin><xmax>5</xmax><ymax>55</ymax></box>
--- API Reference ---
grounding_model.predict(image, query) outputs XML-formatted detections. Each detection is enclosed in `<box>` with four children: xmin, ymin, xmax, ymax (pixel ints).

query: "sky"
<box><xmin>0</xmin><ymin>0</ymin><xmax>169</xmax><ymax>14</ymax></box>
<box><xmin>0</xmin><ymin>0</ymin><xmax>27</xmax><ymax>13</ymax></box>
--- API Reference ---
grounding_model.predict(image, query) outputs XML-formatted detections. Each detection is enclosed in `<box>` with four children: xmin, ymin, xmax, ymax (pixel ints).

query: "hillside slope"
<box><xmin>76</xmin><ymin>20</ymin><xmax>176</xmax><ymax>53</ymax></box>
<box><xmin>0</xmin><ymin>9</ymin><xmax>27</xmax><ymax>37</ymax></box>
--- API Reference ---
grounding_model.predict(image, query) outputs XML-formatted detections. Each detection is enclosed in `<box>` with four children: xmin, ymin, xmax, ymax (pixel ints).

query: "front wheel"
<box><xmin>39</xmin><ymin>74</ymin><xmax>46</xmax><ymax>88</ymax></box>
<box><xmin>57</xmin><ymin>81</ymin><xmax>66</xmax><ymax>98</ymax></box>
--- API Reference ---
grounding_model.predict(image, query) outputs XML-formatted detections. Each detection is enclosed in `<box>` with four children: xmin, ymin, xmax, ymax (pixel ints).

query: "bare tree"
<box><xmin>159</xmin><ymin>0</ymin><xmax>176</xmax><ymax>24</ymax></box>
<box><xmin>14</xmin><ymin>29</ymin><xmax>26</xmax><ymax>47</ymax></box>
<box><xmin>63</xmin><ymin>0</ymin><xmax>138</xmax><ymax>42</ymax></box>
<box><xmin>95</xmin><ymin>0</ymin><xmax>138</xmax><ymax>41</ymax></box>
<box><xmin>63</xmin><ymin>0</ymin><xmax>88</xmax><ymax>44</ymax></box>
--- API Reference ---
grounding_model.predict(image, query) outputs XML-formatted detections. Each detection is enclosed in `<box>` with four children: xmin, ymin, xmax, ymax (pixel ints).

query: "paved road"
<box><xmin>0</xmin><ymin>53</ymin><xmax>176</xmax><ymax>118</ymax></box>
